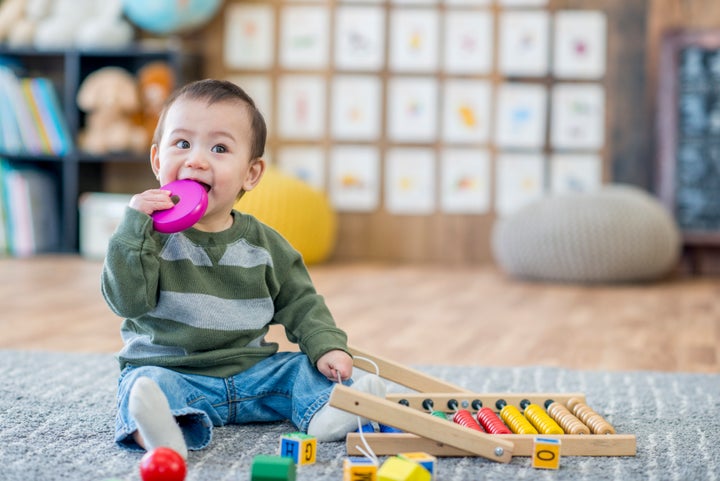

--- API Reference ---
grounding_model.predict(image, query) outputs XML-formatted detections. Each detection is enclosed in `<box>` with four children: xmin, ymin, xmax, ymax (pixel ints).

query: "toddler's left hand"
<box><xmin>316</xmin><ymin>350</ymin><xmax>353</xmax><ymax>382</ymax></box>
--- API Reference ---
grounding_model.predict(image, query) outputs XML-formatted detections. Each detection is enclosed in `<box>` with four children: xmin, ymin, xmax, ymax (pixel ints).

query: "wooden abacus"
<box><xmin>330</xmin><ymin>346</ymin><xmax>637</xmax><ymax>464</ymax></box>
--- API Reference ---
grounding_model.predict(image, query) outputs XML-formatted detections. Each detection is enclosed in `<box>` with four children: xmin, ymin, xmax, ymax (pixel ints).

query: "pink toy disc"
<box><xmin>152</xmin><ymin>179</ymin><xmax>208</xmax><ymax>233</ymax></box>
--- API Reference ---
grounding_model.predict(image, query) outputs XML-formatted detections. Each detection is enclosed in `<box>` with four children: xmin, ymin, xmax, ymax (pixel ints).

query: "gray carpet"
<box><xmin>1</xmin><ymin>350</ymin><xmax>718</xmax><ymax>480</ymax></box>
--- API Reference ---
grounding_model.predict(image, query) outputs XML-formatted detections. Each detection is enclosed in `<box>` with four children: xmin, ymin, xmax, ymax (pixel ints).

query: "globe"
<box><xmin>123</xmin><ymin>0</ymin><xmax>224</xmax><ymax>36</ymax></box>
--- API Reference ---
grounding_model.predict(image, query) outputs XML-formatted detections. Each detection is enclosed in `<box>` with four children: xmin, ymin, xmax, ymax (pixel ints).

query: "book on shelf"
<box><xmin>0</xmin><ymin>160</ymin><xmax>7</xmax><ymax>256</ymax></box>
<box><xmin>0</xmin><ymin>159</ymin><xmax>60</xmax><ymax>257</ymax></box>
<box><xmin>19</xmin><ymin>78</ymin><xmax>52</xmax><ymax>153</ymax></box>
<box><xmin>0</xmin><ymin>66</ymin><xmax>73</xmax><ymax>156</ymax></box>
<box><xmin>0</xmin><ymin>69</ymin><xmax>22</xmax><ymax>155</ymax></box>
<box><xmin>29</xmin><ymin>78</ymin><xmax>73</xmax><ymax>155</ymax></box>
<box><xmin>0</xmin><ymin>66</ymin><xmax>41</xmax><ymax>154</ymax></box>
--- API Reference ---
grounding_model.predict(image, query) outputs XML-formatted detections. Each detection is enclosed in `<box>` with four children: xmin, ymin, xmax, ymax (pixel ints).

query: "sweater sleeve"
<box><xmin>101</xmin><ymin>207</ymin><xmax>163</xmax><ymax>319</ymax></box>
<box><xmin>268</xmin><ymin>237</ymin><xmax>350</xmax><ymax>366</ymax></box>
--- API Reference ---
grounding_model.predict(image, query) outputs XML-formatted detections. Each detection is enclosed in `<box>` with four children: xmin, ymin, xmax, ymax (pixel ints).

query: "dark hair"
<box><xmin>152</xmin><ymin>79</ymin><xmax>266</xmax><ymax>160</ymax></box>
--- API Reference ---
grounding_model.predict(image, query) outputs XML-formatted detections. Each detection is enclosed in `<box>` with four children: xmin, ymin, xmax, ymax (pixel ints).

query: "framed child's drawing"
<box><xmin>440</xmin><ymin>148</ymin><xmax>491</xmax><ymax>214</ymax></box>
<box><xmin>385</xmin><ymin>148</ymin><xmax>436</xmax><ymax>215</ymax></box>
<box><xmin>494</xmin><ymin>83</ymin><xmax>547</xmax><ymax>150</ymax></box>
<box><xmin>550</xmin><ymin>83</ymin><xmax>605</xmax><ymax>150</ymax></box>
<box><xmin>553</xmin><ymin>10</ymin><xmax>607</xmax><ymax>79</ymax></box>
<box><xmin>329</xmin><ymin>146</ymin><xmax>381</xmax><ymax>212</ymax></box>
<box><xmin>498</xmin><ymin>10</ymin><xmax>550</xmax><ymax>77</ymax></box>
<box><xmin>495</xmin><ymin>153</ymin><xmax>545</xmax><ymax>216</ymax></box>
<box><xmin>442</xmin><ymin>79</ymin><xmax>492</xmax><ymax>144</ymax></box>
<box><xmin>335</xmin><ymin>5</ymin><xmax>385</xmax><ymax>71</ymax></box>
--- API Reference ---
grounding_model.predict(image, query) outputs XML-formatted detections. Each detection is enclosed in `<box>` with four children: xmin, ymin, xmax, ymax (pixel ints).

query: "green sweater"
<box><xmin>101</xmin><ymin>208</ymin><xmax>348</xmax><ymax>378</ymax></box>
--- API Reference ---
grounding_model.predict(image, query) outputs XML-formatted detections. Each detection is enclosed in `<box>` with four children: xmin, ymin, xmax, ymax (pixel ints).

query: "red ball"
<box><xmin>139</xmin><ymin>447</ymin><xmax>186</xmax><ymax>481</ymax></box>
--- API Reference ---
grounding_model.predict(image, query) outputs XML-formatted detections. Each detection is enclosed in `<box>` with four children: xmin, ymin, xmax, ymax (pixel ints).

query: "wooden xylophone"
<box><xmin>332</xmin><ymin>346</ymin><xmax>637</xmax><ymax>463</ymax></box>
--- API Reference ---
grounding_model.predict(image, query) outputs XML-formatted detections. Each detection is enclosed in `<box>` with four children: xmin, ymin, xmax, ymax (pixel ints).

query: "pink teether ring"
<box><xmin>152</xmin><ymin>179</ymin><xmax>209</xmax><ymax>233</ymax></box>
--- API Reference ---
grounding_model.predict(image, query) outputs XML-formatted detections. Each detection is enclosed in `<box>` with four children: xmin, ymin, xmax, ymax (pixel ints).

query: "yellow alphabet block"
<box><xmin>343</xmin><ymin>457</ymin><xmax>378</xmax><ymax>481</ymax></box>
<box><xmin>279</xmin><ymin>432</ymin><xmax>316</xmax><ymax>466</ymax></box>
<box><xmin>378</xmin><ymin>456</ymin><xmax>431</xmax><ymax>481</ymax></box>
<box><xmin>532</xmin><ymin>437</ymin><xmax>561</xmax><ymax>470</ymax></box>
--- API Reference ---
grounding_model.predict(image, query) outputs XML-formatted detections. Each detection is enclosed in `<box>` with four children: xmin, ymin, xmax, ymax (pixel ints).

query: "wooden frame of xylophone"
<box><xmin>329</xmin><ymin>346</ymin><xmax>637</xmax><ymax>464</ymax></box>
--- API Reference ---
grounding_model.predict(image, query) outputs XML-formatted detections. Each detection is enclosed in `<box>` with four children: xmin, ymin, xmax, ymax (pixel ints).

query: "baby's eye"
<box><xmin>175</xmin><ymin>140</ymin><xmax>190</xmax><ymax>149</ymax></box>
<box><xmin>211</xmin><ymin>144</ymin><xmax>227</xmax><ymax>154</ymax></box>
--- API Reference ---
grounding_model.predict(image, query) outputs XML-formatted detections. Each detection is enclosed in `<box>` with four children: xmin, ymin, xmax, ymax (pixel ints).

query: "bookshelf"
<box><xmin>0</xmin><ymin>46</ymin><xmax>200</xmax><ymax>254</ymax></box>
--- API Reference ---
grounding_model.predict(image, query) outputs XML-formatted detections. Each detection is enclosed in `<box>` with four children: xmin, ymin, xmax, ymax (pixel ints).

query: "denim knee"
<box><xmin>115</xmin><ymin>365</ymin><xmax>213</xmax><ymax>452</ymax></box>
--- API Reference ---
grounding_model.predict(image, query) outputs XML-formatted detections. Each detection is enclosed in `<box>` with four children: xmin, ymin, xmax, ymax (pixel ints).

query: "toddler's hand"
<box><xmin>316</xmin><ymin>350</ymin><xmax>353</xmax><ymax>382</ymax></box>
<box><xmin>129</xmin><ymin>189</ymin><xmax>176</xmax><ymax>216</ymax></box>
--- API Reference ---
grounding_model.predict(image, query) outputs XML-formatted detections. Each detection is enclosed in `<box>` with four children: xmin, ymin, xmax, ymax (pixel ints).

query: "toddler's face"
<box><xmin>151</xmin><ymin>97</ymin><xmax>262</xmax><ymax>231</ymax></box>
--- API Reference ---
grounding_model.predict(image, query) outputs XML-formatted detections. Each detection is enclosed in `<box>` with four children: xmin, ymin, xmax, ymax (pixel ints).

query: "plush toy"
<box><xmin>0</xmin><ymin>0</ymin><xmax>52</xmax><ymax>47</ymax></box>
<box><xmin>34</xmin><ymin>0</ymin><xmax>133</xmax><ymax>49</ymax></box>
<box><xmin>9</xmin><ymin>0</ymin><xmax>51</xmax><ymax>47</ymax></box>
<box><xmin>77</xmin><ymin>66</ymin><xmax>147</xmax><ymax>155</ymax></box>
<box><xmin>137</xmin><ymin>62</ymin><xmax>176</xmax><ymax>144</ymax></box>
<box><xmin>0</xmin><ymin>0</ymin><xmax>26</xmax><ymax>43</ymax></box>
<box><xmin>75</xmin><ymin>0</ymin><xmax>133</xmax><ymax>49</ymax></box>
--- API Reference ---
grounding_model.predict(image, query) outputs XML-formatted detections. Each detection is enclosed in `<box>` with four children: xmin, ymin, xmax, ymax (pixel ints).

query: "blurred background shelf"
<box><xmin>0</xmin><ymin>46</ymin><xmax>201</xmax><ymax>253</ymax></box>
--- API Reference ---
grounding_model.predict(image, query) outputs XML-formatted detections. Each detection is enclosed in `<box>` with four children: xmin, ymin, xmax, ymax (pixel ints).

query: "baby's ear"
<box><xmin>150</xmin><ymin>144</ymin><xmax>160</xmax><ymax>179</ymax></box>
<box><xmin>243</xmin><ymin>159</ymin><xmax>266</xmax><ymax>192</ymax></box>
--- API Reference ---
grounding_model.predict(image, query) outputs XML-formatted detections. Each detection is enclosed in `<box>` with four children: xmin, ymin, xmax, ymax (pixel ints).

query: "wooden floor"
<box><xmin>1</xmin><ymin>255</ymin><xmax>718</xmax><ymax>373</ymax></box>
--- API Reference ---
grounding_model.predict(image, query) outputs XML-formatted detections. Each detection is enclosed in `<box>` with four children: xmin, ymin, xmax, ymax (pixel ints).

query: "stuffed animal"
<box><xmin>0</xmin><ymin>0</ymin><xmax>26</xmax><ymax>43</ymax></box>
<box><xmin>75</xmin><ymin>0</ymin><xmax>133</xmax><ymax>49</ymax></box>
<box><xmin>77</xmin><ymin>67</ymin><xmax>147</xmax><ymax>155</ymax></box>
<box><xmin>137</xmin><ymin>62</ymin><xmax>176</xmax><ymax>145</ymax></box>
<box><xmin>0</xmin><ymin>0</ymin><xmax>52</xmax><ymax>47</ymax></box>
<box><xmin>10</xmin><ymin>0</ymin><xmax>51</xmax><ymax>46</ymax></box>
<box><xmin>1</xmin><ymin>0</ymin><xmax>132</xmax><ymax>49</ymax></box>
<box><xmin>34</xmin><ymin>0</ymin><xmax>133</xmax><ymax>49</ymax></box>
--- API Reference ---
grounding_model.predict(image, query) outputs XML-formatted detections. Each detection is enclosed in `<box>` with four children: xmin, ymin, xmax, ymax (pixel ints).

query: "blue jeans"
<box><xmin>115</xmin><ymin>352</ymin><xmax>345</xmax><ymax>452</ymax></box>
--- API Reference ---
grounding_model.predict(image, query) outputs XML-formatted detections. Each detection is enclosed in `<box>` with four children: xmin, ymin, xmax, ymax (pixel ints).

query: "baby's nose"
<box><xmin>185</xmin><ymin>152</ymin><xmax>209</xmax><ymax>169</ymax></box>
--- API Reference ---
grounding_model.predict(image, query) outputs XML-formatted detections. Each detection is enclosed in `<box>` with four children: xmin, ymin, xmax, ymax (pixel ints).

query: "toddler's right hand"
<box><xmin>129</xmin><ymin>189</ymin><xmax>176</xmax><ymax>216</ymax></box>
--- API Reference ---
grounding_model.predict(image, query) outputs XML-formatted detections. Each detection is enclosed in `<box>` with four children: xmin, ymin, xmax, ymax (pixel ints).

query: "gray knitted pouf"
<box><xmin>491</xmin><ymin>184</ymin><xmax>681</xmax><ymax>283</ymax></box>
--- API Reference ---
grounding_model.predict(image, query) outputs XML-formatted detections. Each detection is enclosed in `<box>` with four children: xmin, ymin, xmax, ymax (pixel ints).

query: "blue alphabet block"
<box><xmin>279</xmin><ymin>432</ymin><xmax>317</xmax><ymax>466</ymax></box>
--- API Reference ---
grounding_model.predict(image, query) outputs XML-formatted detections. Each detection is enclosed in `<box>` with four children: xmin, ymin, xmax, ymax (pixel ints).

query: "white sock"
<box><xmin>128</xmin><ymin>377</ymin><xmax>188</xmax><ymax>459</ymax></box>
<box><xmin>307</xmin><ymin>374</ymin><xmax>387</xmax><ymax>442</ymax></box>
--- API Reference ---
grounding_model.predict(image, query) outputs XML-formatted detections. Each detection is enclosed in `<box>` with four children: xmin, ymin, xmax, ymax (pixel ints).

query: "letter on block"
<box><xmin>343</xmin><ymin>456</ymin><xmax>378</xmax><ymax>481</ymax></box>
<box><xmin>279</xmin><ymin>432</ymin><xmax>317</xmax><ymax>466</ymax></box>
<box><xmin>378</xmin><ymin>456</ymin><xmax>431</xmax><ymax>481</ymax></box>
<box><xmin>532</xmin><ymin>437</ymin><xmax>561</xmax><ymax>470</ymax></box>
<box><xmin>398</xmin><ymin>452</ymin><xmax>436</xmax><ymax>478</ymax></box>
<box><xmin>251</xmin><ymin>455</ymin><xmax>296</xmax><ymax>481</ymax></box>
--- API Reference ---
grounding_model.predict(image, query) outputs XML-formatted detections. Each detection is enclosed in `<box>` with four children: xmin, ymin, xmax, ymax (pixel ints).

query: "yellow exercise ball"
<box><xmin>235</xmin><ymin>167</ymin><xmax>337</xmax><ymax>265</ymax></box>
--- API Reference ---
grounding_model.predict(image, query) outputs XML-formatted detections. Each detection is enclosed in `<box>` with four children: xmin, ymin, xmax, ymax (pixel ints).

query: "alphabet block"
<box><xmin>532</xmin><ymin>437</ymin><xmax>561</xmax><ymax>470</ymax></box>
<box><xmin>398</xmin><ymin>452</ymin><xmax>436</xmax><ymax>478</ymax></box>
<box><xmin>250</xmin><ymin>455</ymin><xmax>296</xmax><ymax>481</ymax></box>
<box><xmin>377</xmin><ymin>456</ymin><xmax>431</xmax><ymax>481</ymax></box>
<box><xmin>279</xmin><ymin>432</ymin><xmax>317</xmax><ymax>466</ymax></box>
<box><xmin>343</xmin><ymin>456</ymin><xmax>378</xmax><ymax>481</ymax></box>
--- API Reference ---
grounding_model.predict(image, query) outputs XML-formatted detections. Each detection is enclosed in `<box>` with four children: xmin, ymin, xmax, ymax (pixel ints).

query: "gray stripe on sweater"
<box><xmin>151</xmin><ymin>291</ymin><xmax>274</xmax><ymax>331</ymax></box>
<box><xmin>160</xmin><ymin>236</ymin><xmax>273</xmax><ymax>268</ymax></box>
<box><xmin>119</xmin><ymin>329</ymin><xmax>268</xmax><ymax>361</ymax></box>
<box><xmin>119</xmin><ymin>331</ymin><xmax>187</xmax><ymax>360</ymax></box>
<box><xmin>160</xmin><ymin>235</ymin><xmax>212</xmax><ymax>265</ymax></box>
<box><xmin>219</xmin><ymin>239</ymin><xmax>273</xmax><ymax>268</ymax></box>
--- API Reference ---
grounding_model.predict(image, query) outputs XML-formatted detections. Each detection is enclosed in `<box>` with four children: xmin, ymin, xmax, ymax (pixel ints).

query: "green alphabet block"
<box><xmin>250</xmin><ymin>455</ymin><xmax>297</xmax><ymax>481</ymax></box>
